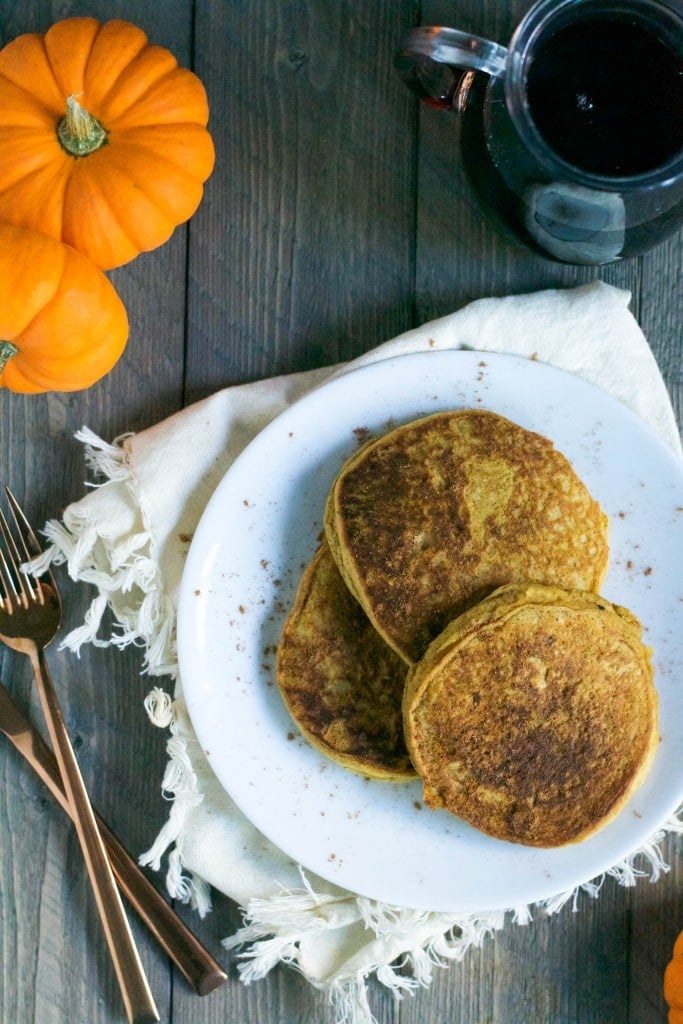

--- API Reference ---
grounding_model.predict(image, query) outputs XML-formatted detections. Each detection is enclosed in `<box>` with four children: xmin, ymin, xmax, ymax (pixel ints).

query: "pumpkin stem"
<box><xmin>57</xmin><ymin>94</ymin><xmax>108</xmax><ymax>157</ymax></box>
<box><xmin>0</xmin><ymin>341</ymin><xmax>18</xmax><ymax>374</ymax></box>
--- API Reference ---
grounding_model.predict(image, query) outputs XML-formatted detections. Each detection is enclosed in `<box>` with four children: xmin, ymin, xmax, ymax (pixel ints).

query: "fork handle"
<box><xmin>31</xmin><ymin>647</ymin><xmax>160</xmax><ymax>1024</ymax></box>
<box><xmin>0</xmin><ymin>679</ymin><xmax>227</xmax><ymax>995</ymax></box>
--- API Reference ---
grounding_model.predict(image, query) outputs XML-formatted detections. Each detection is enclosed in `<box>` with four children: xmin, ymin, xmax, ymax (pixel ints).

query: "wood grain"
<box><xmin>0</xmin><ymin>1</ymin><xmax>680</xmax><ymax>1022</ymax></box>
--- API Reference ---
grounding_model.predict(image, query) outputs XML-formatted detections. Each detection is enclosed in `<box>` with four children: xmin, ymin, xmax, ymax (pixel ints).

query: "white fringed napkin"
<box><xmin>38</xmin><ymin>282</ymin><xmax>682</xmax><ymax>1024</ymax></box>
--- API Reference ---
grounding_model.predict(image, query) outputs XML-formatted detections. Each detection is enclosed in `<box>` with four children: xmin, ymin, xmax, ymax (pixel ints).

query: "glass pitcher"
<box><xmin>395</xmin><ymin>0</ymin><xmax>683</xmax><ymax>265</ymax></box>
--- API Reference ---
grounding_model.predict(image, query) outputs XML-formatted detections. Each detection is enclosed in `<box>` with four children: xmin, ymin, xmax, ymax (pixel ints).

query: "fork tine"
<box><xmin>4</xmin><ymin>485</ymin><xmax>44</xmax><ymax>560</ymax></box>
<box><xmin>0</xmin><ymin>508</ymin><xmax>27</xmax><ymax>611</ymax></box>
<box><xmin>1</xmin><ymin>487</ymin><xmax>43</xmax><ymax>609</ymax></box>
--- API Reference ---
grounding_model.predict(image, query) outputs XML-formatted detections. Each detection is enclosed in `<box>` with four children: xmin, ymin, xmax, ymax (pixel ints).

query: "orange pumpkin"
<box><xmin>0</xmin><ymin>223</ymin><xmax>128</xmax><ymax>393</ymax></box>
<box><xmin>665</xmin><ymin>931</ymin><xmax>683</xmax><ymax>1024</ymax></box>
<box><xmin>0</xmin><ymin>17</ymin><xmax>215</xmax><ymax>270</ymax></box>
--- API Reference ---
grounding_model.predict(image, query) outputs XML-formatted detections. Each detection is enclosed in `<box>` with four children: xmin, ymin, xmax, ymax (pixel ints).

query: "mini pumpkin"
<box><xmin>0</xmin><ymin>17</ymin><xmax>215</xmax><ymax>270</ymax></box>
<box><xmin>0</xmin><ymin>223</ymin><xmax>128</xmax><ymax>393</ymax></box>
<box><xmin>665</xmin><ymin>931</ymin><xmax>683</xmax><ymax>1024</ymax></box>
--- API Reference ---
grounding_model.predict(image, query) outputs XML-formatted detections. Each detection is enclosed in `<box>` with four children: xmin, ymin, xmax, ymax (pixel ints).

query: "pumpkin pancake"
<box><xmin>325</xmin><ymin>409</ymin><xmax>609</xmax><ymax>664</ymax></box>
<box><xmin>276</xmin><ymin>542</ymin><xmax>415</xmax><ymax>781</ymax></box>
<box><xmin>403</xmin><ymin>583</ymin><xmax>658</xmax><ymax>847</ymax></box>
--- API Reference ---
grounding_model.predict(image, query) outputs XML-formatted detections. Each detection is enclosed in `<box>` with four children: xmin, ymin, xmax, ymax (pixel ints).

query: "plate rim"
<box><xmin>177</xmin><ymin>349</ymin><xmax>683</xmax><ymax>912</ymax></box>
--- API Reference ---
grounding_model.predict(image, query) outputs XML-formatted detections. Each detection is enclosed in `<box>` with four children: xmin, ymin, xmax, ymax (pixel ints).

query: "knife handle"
<box><xmin>0</xmin><ymin>683</ymin><xmax>227</xmax><ymax>997</ymax></box>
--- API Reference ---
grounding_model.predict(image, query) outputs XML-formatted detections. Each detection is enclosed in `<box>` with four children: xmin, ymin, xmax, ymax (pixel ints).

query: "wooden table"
<box><xmin>0</xmin><ymin>2</ymin><xmax>680</xmax><ymax>1022</ymax></box>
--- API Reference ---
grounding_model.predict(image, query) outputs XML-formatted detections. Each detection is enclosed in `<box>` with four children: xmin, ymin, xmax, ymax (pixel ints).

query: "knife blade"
<box><xmin>0</xmin><ymin>679</ymin><xmax>227</xmax><ymax>997</ymax></box>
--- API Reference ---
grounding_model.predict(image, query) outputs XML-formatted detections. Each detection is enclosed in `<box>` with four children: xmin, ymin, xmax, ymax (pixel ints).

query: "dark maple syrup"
<box><xmin>525</xmin><ymin>13</ymin><xmax>683</xmax><ymax>176</ymax></box>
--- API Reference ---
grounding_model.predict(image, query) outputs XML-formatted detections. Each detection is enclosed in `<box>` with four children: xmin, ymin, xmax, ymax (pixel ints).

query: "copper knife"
<box><xmin>0</xmin><ymin>680</ymin><xmax>227</xmax><ymax>996</ymax></box>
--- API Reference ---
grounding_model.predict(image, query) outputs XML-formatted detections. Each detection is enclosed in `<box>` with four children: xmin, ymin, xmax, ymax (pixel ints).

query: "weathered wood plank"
<box><xmin>638</xmin><ymin>238</ymin><xmax>683</xmax><ymax>420</ymax></box>
<box><xmin>630</xmin><ymin>834</ymin><xmax>682</xmax><ymax>1023</ymax></box>
<box><xmin>185</xmin><ymin>0</ymin><xmax>418</xmax><ymax>402</ymax></box>
<box><xmin>0</xmin><ymin>2</ymin><xmax>194</xmax><ymax>1022</ymax></box>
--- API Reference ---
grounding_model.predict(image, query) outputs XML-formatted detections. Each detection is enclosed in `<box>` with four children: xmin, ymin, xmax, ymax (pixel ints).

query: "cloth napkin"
<box><xmin>39</xmin><ymin>281</ymin><xmax>682</xmax><ymax>1024</ymax></box>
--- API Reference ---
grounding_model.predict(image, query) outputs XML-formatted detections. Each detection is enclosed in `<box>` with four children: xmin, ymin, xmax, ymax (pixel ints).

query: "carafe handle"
<box><xmin>394</xmin><ymin>27</ymin><xmax>508</xmax><ymax>108</ymax></box>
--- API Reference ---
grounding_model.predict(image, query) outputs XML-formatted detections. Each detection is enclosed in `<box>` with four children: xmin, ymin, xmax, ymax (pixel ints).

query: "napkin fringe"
<box><xmin>31</xmin><ymin>430</ymin><xmax>213</xmax><ymax>916</ymax></box>
<box><xmin>34</xmin><ymin>438</ymin><xmax>177</xmax><ymax>678</ymax></box>
<box><xmin>221</xmin><ymin>814</ymin><xmax>679</xmax><ymax>1024</ymax></box>
<box><xmin>329</xmin><ymin>979</ymin><xmax>376</xmax><ymax>1024</ymax></box>
<box><xmin>76</xmin><ymin>425</ymin><xmax>135</xmax><ymax>483</ymax></box>
<box><xmin>224</xmin><ymin>883</ymin><xmax>503</xmax><ymax>1019</ymax></box>
<box><xmin>138</xmin><ymin>687</ymin><xmax>213</xmax><ymax>915</ymax></box>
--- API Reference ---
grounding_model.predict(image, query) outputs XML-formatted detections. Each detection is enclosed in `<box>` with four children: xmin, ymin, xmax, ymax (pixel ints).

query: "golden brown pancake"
<box><xmin>276</xmin><ymin>542</ymin><xmax>415</xmax><ymax>780</ymax></box>
<box><xmin>325</xmin><ymin>409</ymin><xmax>609</xmax><ymax>663</ymax></box>
<box><xmin>403</xmin><ymin>583</ymin><xmax>658</xmax><ymax>847</ymax></box>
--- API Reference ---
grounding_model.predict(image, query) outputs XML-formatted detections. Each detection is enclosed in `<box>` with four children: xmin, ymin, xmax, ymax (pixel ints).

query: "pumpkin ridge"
<box><xmin>111</xmin><ymin>125</ymin><xmax>215</xmax><ymax>181</ymax></box>
<box><xmin>0</xmin><ymin>69</ymin><xmax>66</xmax><ymax>121</ymax></box>
<box><xmin>43</xmin><ymin>17</ymin><xmax>99</xmax><ymax>99</ymax></box>
<box><xmin>78</xmin><ymin>153</ymin><xmax>178</xmax><ymax>248</ymax></box>
<box><xmin>89</xmin><ymin>143</ymin><xmax>204</xmax><ymax>226</ymax></box>
<box><xmin>35</xmin><ymin>36</ymin><xmax>64</xmax><ymax>104</ymax></box>
<box><xmin>0</xmin><ymin>158</ymin><xmax>71</xmax><ymax>242</ymax></box>
<box><xmin>62</xmin><ymin>162</ymin><xmax>142</xmax><ymax>264</ymax></box>
<box><xmin>103</xmin><ymin>67</ymin><xmax>210</xmax><ymax>131</ymax></box>
<box><xmin>80</xmin><ymin>19</ymin><xmax>149</xmax><ymax>112</ymax></box>
<box><xmin>2</xmin><ymin>247</ymin><xmax>66</xmax><ymax>343</ymax></box>
<box><xmin>0</xmin><ymin>128</ymin><xmax>65</xmax><ymax>191</ymax></box>
<box><xmin>89</xmin><ymin>50</ymin><xmax>181</xmax><ymax>126</ymax></box>
<box><xmin>106</xmin><ymin>130</ymin><xmax>213</xmax><ymax>175</ymax></box>
<box><xmin>0</xmin><ymin>35</ymin><xmax>65</xmax><ymax>113</ymax></box>
<box><xmin>21</xmin><ymin>294</ymin><xmax>128</xmax><ymax>389</ymax></box>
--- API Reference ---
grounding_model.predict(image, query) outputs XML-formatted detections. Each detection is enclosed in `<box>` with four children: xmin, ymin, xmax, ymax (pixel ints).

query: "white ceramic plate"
<box><xmin>177</xmin><ymin>351</ymin><xmax>683</xmax><ymax>913</ymax></box>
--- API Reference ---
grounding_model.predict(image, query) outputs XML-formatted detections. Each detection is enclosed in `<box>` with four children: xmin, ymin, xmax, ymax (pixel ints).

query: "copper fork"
<box><xmin>0</xmin><ymin>678</ymin><xmax>228</xmax><ymax>995</ymax></box>
<box><xmin>0</xmin><ymin>485</ymin><xmax>159</xmax><ymax>1024</ymax></box>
